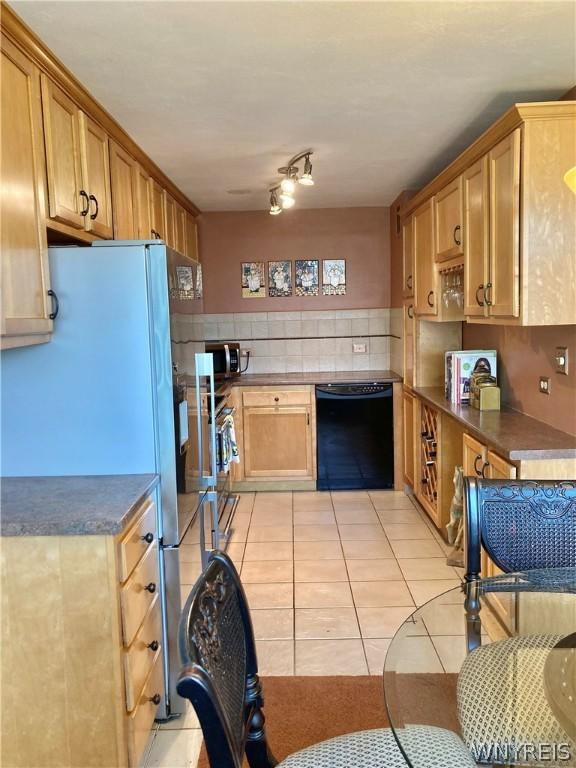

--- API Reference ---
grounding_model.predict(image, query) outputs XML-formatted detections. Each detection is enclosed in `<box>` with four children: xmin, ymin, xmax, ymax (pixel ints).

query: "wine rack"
<box><xmin>420</xmin><ymin>403</ymin><xmax>439</xmax><ymax>515</ymax></box>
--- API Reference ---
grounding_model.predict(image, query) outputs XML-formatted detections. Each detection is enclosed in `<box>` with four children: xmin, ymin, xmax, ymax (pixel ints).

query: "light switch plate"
<box><xmin>539</xmin><ymin>376</ymin><xmax>551</xmax><ymax>395</ymax></box>
<box><xmin>555</xmin><ymin>346</ymin><xmax>568</xmax><ymax>375</ymax></box>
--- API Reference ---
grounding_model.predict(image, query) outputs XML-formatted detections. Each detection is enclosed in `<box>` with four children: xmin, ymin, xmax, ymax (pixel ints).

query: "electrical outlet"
<box><xmin>353</xmin><ymin>343</ymin><xmax>368</xmax><ymax>354</ymax></box>
<box><xmin>539</xmin><ymin>376</ymin><xmax>551</xmax><ymax>395</ymax></box>
<box><xmin>240</xmin><ymin>349</ymin><xmax>250</xmax><ymax>357</ymax></box>
<box><xmin>555</xmin><ymin>346</ymin><xmax>568</xmax><ymax>375</ymax></box>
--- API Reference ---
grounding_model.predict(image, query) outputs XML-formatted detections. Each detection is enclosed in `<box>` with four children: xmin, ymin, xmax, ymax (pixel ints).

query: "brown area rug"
<box><xmin>197</xmin><ymin>674</ymin><xmax>458</xmax><ymax>767</ymax></box>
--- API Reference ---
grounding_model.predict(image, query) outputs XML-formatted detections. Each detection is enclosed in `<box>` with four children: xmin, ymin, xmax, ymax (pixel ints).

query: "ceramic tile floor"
<box><xmin>144</xmin><ymin>489</ymin><xmax>466</xmax><ymax>767</ymax></box>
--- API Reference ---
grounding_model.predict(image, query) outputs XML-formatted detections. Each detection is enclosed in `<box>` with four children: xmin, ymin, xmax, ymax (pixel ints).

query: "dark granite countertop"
<box><xmin>217</xmin><ymin>370</ymin><xmax>402</xmax><ymax>392</ymax></box>
<box><xmin>0</xmin><ymin>474</ymin><xmax>159</xmax><ymax>536</ymax></box>
<box><xmin>412</xmin><ymin>387</ymin><xmax>576</xmax><ymax>461</ymax></box>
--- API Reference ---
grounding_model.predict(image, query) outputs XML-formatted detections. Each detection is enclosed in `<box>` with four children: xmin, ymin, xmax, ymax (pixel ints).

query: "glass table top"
<box><xmin>383</xmin><ymin>569</ymin><xmax>576</xmax><ymax>768</ymax></box>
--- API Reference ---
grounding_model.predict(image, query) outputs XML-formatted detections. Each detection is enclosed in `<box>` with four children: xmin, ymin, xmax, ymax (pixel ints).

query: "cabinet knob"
<box><xmin>427</xmin><ymin>290</ymin><xmax>434</xmax><ymax>307</ymax></box>
<box><xmin>142</xmin><ymin>532</ymin><xmax>154</xmax><ymax>544</ymax></box>
<box><xmin>144</xmin><ymin>582</ymin><xmax>156</xmax><ymax>594</ymax></box>
<box><xmin>150</xmin><ymin>693</ymin><xmax>161</xmax><ymax>706</ymax></box>
<box><xmin>274</xmin><ymin>396</ymin><xmax>279</xmax><ymax>402</ymax></box>
<box><xmin>147</xmin><ymin>640</ymin><xmax>159</xmax><ymax>652</ymax></box>
<box><xmin>406</xmin><ymin>275</ymin><xmax>413</xmax><ymax>290</ymax></box>
<box><xmin>475</xmin><ymin>284</ymin><xmax>485</xmax><ymax>307</ymax></box>
<box><xmin>89</xmin><ymin>194</ymin><xmax>99</xmax><ymax>221</ymax></box>
<box><xmin>484</xmin><ymin>282</ymin><xmax>493</xmax><ymax>306</ymax></box>
<box><xmin>453</xmin><ymin>225</ymin><xmax>461</xmax><ymax>246</ymax></box>
<box><xmin>79</xmin><ymin>189</ymin><xmax>90</xmax><ymax>217</ymax></box>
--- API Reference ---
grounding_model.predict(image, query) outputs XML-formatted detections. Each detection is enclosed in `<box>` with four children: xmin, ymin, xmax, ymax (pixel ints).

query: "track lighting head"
<box><xmin>280</xmin><ymin>192</ymin><xmax>295</xmax><ymax>209</ymax></box>
<box><xmin>269</xmin><ymin>189</ymin><xmax>282</xmax><ymax>215</ymax></box>
<box><xmin>298</xmin><ymin>154</ymin><xmax>314</xmax><ymax>186</ymax></box>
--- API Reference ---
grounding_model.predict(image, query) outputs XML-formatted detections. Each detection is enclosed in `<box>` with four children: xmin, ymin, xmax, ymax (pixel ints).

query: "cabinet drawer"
<box><xmin>120</xmin><ymin>541</ymin><xmax>159</xmax><ymax>646</ymax></box>
<box><xmin>126</xmin><ymin>649</ymin><xmax>163</xmax><ymax>767</ymax></box>
<box><xmin>118</xmin><ymin>496</ymin><xmax>157</xmax><ymax>582</ymax></box>
<box><xmin>243</xmin><ymin>390</ymin><xmax>311</xmax><ymax>407</ymax></box>
<box><xmin>123</xmin><ymin>594</ymin><xmax>162</xmax><ymax>712</ymax></box>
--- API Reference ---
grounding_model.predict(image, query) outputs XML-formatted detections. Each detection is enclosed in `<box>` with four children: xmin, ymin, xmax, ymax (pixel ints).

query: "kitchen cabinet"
<box><xmin>79</xmin><ymin>112</ymin><xmax>113</xmax><ymax>238</ymax></box>
<box><xmin>164</xmin><ymin>193</ymin><xmax>177</xmax><ymax>249</ymax></box>
<box><xmin>413</xmin><ymin>199</ymin><xmax>438</xmax><ymax>317</ymax></box>
<box><xmin>110</xmin><ymin>140</ymin><xmax>138</xmax><ymax>239</ymax></box>
<box><xmin>1</xmin><ymin>492</ymin><xmax>162</xmax><ymax>768</ymax></box>
<box><xmin>403</xmin><ymin>300</ymin><xmax>415</xmax><ymax>388</ymax></box>
<box><xmin>1</xmin><ymin>37</ymin><xmax>53</xmax><ymax>349</ymax></box>
<box><xmin>135</xmin><ymin>164</ymin><xmax>152</xmax><ymax>240</ymax></box>
<box><xmin>41</xmin><ymin>75</ymin><xmax>85</xmax><ymax>229</ymax></box>
<box><xmin>185</xmin><ymin>211</ymin><xmax>199</xmax><ymax>261</ymax></box>
<box><xmin>434</xmin><ymin>176</ymin><xmax>463</xmax><ymax>262</ymax></box>
<box><xmin>463</xmin><ymin>157</ymin><xmax>489</xmax><ymax>317</ymax></box>
<box><xmin>402</xmin><ymin>390</ymin><xmax>415</xmax><ymax>487</ymax></box>
<box><xmin>174</xmin><ymin>201</ymin><xmax>186</xmax><ymax>255</ymax></box>
<box><xmin>402</xmin><ymin>216</ymin><xmax>414</xmax><ymax>297</ymax></box>
<box><xmin>150</xmin><ymin>179</ymin><xmax>166</xmax><ymax>240</ymax></box>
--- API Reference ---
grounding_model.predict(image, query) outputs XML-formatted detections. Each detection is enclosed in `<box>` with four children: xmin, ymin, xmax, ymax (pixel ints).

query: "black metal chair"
<box><xmin>177</xmin><ymin>551</ymin><xmax>477</xmax><ymax>768</ymax></box>
<box><xmin>458</xmin><ymin>478</ymin><xmax>576</xmax><ymax>763</ymax></box>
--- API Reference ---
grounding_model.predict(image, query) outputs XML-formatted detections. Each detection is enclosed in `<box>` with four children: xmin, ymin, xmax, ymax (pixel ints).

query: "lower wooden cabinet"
<box><xmin>1</xmin><ymin>493</ymin><xmax>162</xmax><ymax>768</ymax></box>
<box><xmin>402</xmin><ymin>390</ymin><xmax>415</xmax><ymax>487</ymax></box>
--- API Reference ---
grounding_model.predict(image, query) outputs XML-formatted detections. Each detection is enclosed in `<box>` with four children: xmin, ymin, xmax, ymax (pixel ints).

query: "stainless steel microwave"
<box><xmin>206</xmin><ymin>342</ymin><xmax>242</xmax><ymax>378</ymax></box>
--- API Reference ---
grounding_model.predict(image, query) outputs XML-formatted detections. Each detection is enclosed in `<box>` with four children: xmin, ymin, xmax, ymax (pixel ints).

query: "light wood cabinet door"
<box><xmin>174</xmin><ymin>202</ymin><xmax>186</xmax><ymax>255</ymax></box>
<box><xmin>164</xmin><ymin>193</ymin><xmax>176</xmax><ymax>249</ymax></box>
<box><xmin>135</xmin><ymin>165</ymin><xmax>152</xmax><ymax>240</ymax></box>
<box><xmin>40</xmin><ymin>75</ymin><xmax>85</xmax><ymax>229</ymax></box>
<box><xmin>110</xmin><ymin>140</ymin><xmax>138</xmax><ymax>239</ymax></box>
<box><xmin>403</xmin><ymin>300</ymin><xmax>415</xmax><ymax>388</ymax></box>
<box><xmin>402</xmin><ymin>390</ymin><xmax>415</xmax><ymax>487</ymax></box>
<box><xmin>78</xmin><ymin>113</ymin><xmax>113</xmax><ymax>238</ymax></box>
<box><xmin>1</xmin><ymin>38</ymin><xmax>52</xmax><ymax>346</ymax></box>
<box><xmin>488</xmin><ymin>129</ymin><xmax>521</xmax><ymax>318</ymax></box>
<box><xmin>402</xmin><ymin>216</ymin><xmax>414</xmax><ymax>297</ymax></box>
<box><xmin>150</xmin><ymin>180</ymin><xmax>165</xmax><ymax>240</ymax></box>
<box><xmin>462</xmin><ymin>433</ymin><xmax>488</xmax><ymax>480</ymax></box>
<box><xmin>463</xmin><ymin>157</ymin><xmax>489</xmax><ymax>317</ymax></box>
<box><xmin>486</xmin><ymin>450</ymin><xmax>517</xmax><ymax>481</ymax></box>
<box><xmin>243</xmin><ymin>406</ymin><xmax>313</xmax><ymax>478</ymax></box>
<box><xmin>185</xmin><ymin>212</ymin><xmax>199</xmax><ymax>261</ymax></box>
<box><xmin>434</xmin><ymin>176</ymin><xmax>463</xmax><ymax>262</ymax></box>
<box><xmin>413</xmin><ymin>199</ymin><xmax>437</xmax><ymax>316</ymax></box>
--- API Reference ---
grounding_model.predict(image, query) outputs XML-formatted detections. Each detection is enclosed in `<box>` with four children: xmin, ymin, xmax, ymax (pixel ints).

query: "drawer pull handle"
<box><xmin>481</xmin><ymin>461</ymin><xmax>490</xmax><ymax>478</ymax></box>
<box><xmin>47</xmin><ymin>289</ymin><xmax>59</xmax><ymax>320</ymax></box>
<box><xmin>274</xmin><ymin>396</ymin><xmax>279</xmax><ymax>402</ymax></box>
<box><xmin>144</xmin><ymin>582</ymin><xmax>156</xmax><ymax>594</ymax></box>
<box><xmin>407</xmin><ymin>304</ymin><xmax>414</xmax><ymax>319</ymax></box>
<box><xmin>427</xmin><ymin>290</ymin><xmax>434</xmax><ymax>307</ymax></box>
<box><xmin>406</xmin><ymin>274</ymin><xmax>413</xmax><ymax>290</ymax></box>
<box><xmin>89</xmin><ymin>194</ymin><xmax>99</xmax><ymax>220</ymax></box>
<box><xmin>142</xmin><ymin>532</ymin><xmax>154</xmax><ymax>544</ymax></box>
<box><xmin>453</xmin><ymin>225</ymin><xmax>461</xmax><ymax>246</ymax></box>
<box><xmin>150</xmin><ymin>693</ymin><xmax>161</xmax><ymax>706</ymax></box>
<box><xmin>79</xmin><ymin>189</ymin><xmax>90</xmax><ymax>217</ymax></box>
<box><xmin>475</xmin><ymin>284</ymin><xmax>485</xmax><ymax>306</ymax></box>
<box><xmin>484</xmin><ymin>282</ymin><xmax>493</xmax><ymax>306</ymax></box>
<box><xmin>474</xmin><ymin>455</ymin><xmax>484</xmax><ymax>476</ymax></box>
<box><xmin>147</xmin><ymin>640</ymin><xmax>159</xmax><ymax>652</ymax></box>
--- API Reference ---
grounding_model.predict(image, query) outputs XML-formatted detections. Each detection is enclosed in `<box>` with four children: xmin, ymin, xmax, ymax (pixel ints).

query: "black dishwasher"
<box><xmin>316</xmin><ymin>383</ymin><xmax>394</xmax><ymax>490</ymax></box>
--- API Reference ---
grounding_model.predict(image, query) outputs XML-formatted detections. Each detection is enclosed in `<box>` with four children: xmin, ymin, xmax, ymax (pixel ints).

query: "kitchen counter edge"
<box><xmin>217</xmin><ymin>369</ymin><xmax>402</xmax><ymax>392</ymax></box>
<box><xmin>410</xmin><ymin>386</ymin><xmax>576</xmax><ymax>461</ymax></box>
<box><xmin>0</xmin><ymin>474</ymin><xmax>159</xmax><ymax>537</ymax></box>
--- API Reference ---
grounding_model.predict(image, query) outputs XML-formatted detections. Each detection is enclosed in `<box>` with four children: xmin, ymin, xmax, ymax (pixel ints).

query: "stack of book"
<box><xmin>445</xmin><ymin>350</ymin><xmax>498</xmax><ymax>404</ymax></box>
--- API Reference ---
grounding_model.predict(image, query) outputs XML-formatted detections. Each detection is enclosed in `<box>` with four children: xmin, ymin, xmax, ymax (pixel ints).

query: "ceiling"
<box><xmin>11</xmin><ymin>1</ymin><xmax>575</xmax><ymax>211</ymax></box>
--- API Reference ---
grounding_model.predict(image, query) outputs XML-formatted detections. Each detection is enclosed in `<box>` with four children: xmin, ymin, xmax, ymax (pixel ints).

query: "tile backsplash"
<box><xmin>202</xmin><ymin>308</ymin><xmax>400</xmax><ymax>374</ymax></box>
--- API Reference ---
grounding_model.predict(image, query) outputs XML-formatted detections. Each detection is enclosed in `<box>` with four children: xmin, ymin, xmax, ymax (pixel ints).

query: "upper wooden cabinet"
<box><xmin>401</xmin><ymin>102</ymin><xmax>576</xmax><ymax>326</ymax></box>
<box><xmin>79</xmin><ymin>113</ymin><xmax>113</xmax><ymax>238</ymax></box>
<box><xmin>184</xmin><ymin>212</ymin><xmax>199</xmax><ymax>261</ymax></box>
<box><xmin>110</xmin><ymin>140</ymin><xmax>138</xmax><ymax>239</ymax></box>
<box><xmin>150</xmin><ymin>179</ymin><xmax>166</xmax><ymax>240</ymax></box>
<box><xmin>413</xmin><ymin>199</ymin><xmax>437</xmax><ymax>317</ymax></box>
<box><xmin>164</xmin><ymin>193</ymin><xmax>177</xmax><ymax>249</ymax></box>
<box><xmin>41</xmin><ymin>75</ymin><xmax>85</xmax><ymax>229</ymax></box>
<box><xmin>135</xmin><ymin>164</ymin><xmax>152</xmax><ymax>240</ymax></box>
<box><xmin>42</xmin><ymin>76</ymin><xmax>113</xmax><ymax>238</ymax></box>
<box><xmin>402</xmin><ymin>217</ymin><xmax>414</xmax><ymax>298</ymax></box>
<box><xmin>1</xmin><ymin>36</ymin><xmax>52</xmax><ymax>348</ymax></box>
<box><xmin>434</xmin><ymin>176</ymin><xmax>463</xmax><ymax>262</ymax></box>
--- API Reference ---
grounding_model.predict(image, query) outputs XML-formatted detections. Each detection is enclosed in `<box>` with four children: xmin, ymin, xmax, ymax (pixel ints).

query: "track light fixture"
<box><xmin>268</xmin><ymin>149</ymin><xmax>315</xmax><ymax>214</ymax></box>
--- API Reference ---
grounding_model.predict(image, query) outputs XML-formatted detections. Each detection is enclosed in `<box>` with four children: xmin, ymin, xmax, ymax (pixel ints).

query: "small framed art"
<box><xmin>322</xmin><ymin>259</ymin><xmax>346</xmax><ymax>295</ymax></box>
<box><xmin>241</xmin><ymin>262</ymin><xmax>266</xmax><ymax>298</ymax></box>
<box><xmin>268</xmin><ymin>261</ymin><xmax>292</xmax><ymax>297</ymax></box>
<box><xmin>295</xmin><ymin>260</ymin><xmax>319</xmax><ymax>296</ymax></box>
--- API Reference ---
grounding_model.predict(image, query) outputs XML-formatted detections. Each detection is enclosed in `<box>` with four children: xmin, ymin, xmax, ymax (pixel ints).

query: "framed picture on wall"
<box><xmin>295</xmin><ymin>260</ymin><xmax>319</xmax><ymax>296</ymax></box>
<box><xmin>241</xmin><ymin>262</ymin><xmax>266</xmax><ymax>298</ymax></box>
<box><xmin>322</xmin><ymin>259</ymin><xmax>346</xmax><ymax>295</ymax></box>
<box><xmin>268</xmin><ymin>261</ymin><xmax>292</xmax><ymax>297</ymax></box>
